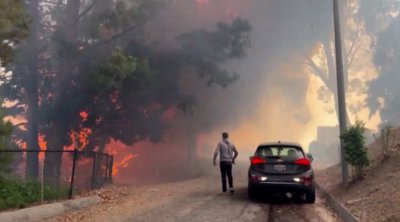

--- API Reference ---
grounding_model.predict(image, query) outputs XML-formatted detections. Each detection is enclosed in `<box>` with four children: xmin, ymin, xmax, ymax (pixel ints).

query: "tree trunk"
<box><xmin>43</xmin><ymin>0</ymin><xmax>81</xmax><ymax>187</ymax></box>
<box><xmin>92</xmin><ymin>141</ymin><xmax>106</xmax><ymax>188</ymax></box>
<box><xmin>26</xmin><ymin>97</ymin><xmax>39</xmax><ymax>179</ymax></box>
<box><xmin>25</xmin><ymin>0</ymin><xmax>40</xmax><ymax>180</ymax></box>
<box><xmin>355</xmin><ymin>166</ymin><xmax>363</xmax><ymax>180</ymax></box>
<box><xmin>43</xmin><ymin>126</ymin><xmax>66</xmax><ymax>187</ymax></box>
<box><xmin>322</xmin><ymin>40</ymin><xmax>351</xmax><ymax>126</ymax></box>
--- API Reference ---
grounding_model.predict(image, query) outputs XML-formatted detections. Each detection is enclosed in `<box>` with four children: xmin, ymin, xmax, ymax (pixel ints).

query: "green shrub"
<box><xmin>340</xmin><ymin>120</ymin><xmax>369</xmax><ymax>180</ymax></box>
<box><xmin>0</xmin><ymin>114</ymin><xmax>13</xmax><ymax>176</ymax></box>
<box><xmin>0</xmin><ymin>111</ymin><xmax>69</xmax><ymax>211</ymax></box>
<box><xmin>43</xmin><ymin>183</ymin><xmax>69</xmax><ymax>201</ymax></box>
<box><xmin>0</xmin><ymin>178</ymin><xmax>69</xmax><ymax>210</ymax></box>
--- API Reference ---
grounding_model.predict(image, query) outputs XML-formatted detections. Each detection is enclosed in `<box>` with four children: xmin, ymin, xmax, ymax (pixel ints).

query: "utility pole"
<box><xmin>333</xmin><ymin>0</ymin><xmax>349</xmax><ymax>184</ymax></box>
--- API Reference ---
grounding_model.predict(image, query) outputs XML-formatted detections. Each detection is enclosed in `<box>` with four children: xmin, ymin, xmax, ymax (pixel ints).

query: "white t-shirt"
<box><xmin>214</xmin><ymin>139</ymin><xmax>238</xmax><ymax>162</ymax></box>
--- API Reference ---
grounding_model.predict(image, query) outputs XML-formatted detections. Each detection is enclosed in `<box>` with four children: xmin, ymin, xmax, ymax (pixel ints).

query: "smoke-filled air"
<box><xmin>1</xmin><ymin>0</ymin><xmax>400</xmax><ymax>185</ymax></box>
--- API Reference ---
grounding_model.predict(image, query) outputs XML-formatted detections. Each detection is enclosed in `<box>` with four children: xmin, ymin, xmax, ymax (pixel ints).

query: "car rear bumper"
<box><xmin>249</xmin><ymin>181</ymin><xmax>314</xmax><ymax>193</ymax></box>
<box><xmin>248</xmin><ymin>169</ymin><xmax>315</xmax><ymax>193</ymax></box>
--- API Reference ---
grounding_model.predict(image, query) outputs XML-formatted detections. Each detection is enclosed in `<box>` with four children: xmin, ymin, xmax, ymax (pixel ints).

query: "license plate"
<box><xmin>274</xmin><ymin>164</ymin><xmax>286</xmax><ymax>171</ymax></box>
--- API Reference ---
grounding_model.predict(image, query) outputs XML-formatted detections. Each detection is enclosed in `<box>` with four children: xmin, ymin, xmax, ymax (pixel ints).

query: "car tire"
<box><xmin>305</xmin><ymin>188</ymin><xmax>316</xmax><ymax>204</ymax></box>
<box><xmin>248</xmin><ymin>183</ymin><xmax>257</xmax><ymax>200</ymax></box>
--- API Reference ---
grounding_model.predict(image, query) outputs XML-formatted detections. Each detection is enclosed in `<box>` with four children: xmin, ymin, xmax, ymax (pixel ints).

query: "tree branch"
<box><xmin>322</xmin><ymin>40</ymin><xmax>337</xmax><ymax>90</ymax></box>
<box><xmin>348</xmin><ymin>43</ymin><xmax>362</xmax><ymax>68</ymax></box>
<box><xmin>346</xmin><ymin>23</ymin><xmax>362</xmax><ymax>69</ymax></box>
<box><xmin>40</xmin><ymin>0</ymin><xmax>64</xmax><ymax>6</ymax></box>
<box><xmin>14</xmin><ymin>122</ymin><xmax>28</xmax><ymax>128</ymax></box>
<box><xmin>78</xmin><ymin>0</ymin><xmax>99</xmax><ymax>20</ymax></box>
<box><xmin>306</xmin><ymin>58</ymin><xmax>329</xmax><ymax>85</ymax></box>
<box><xmin>83</xmin><ymin>24</ymin><xmax>141</xmax><ymax>52</ymax></box>
<box><xmin>3</xmin><ymin>101</ymin><xmax>23</xmax><ymax>109</ymax></box>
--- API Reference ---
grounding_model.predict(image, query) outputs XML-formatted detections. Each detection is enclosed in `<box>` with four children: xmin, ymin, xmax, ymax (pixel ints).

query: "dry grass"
<box><xmin>317</xmin><ymin>127</ymin><xmax>400</xmax><ymax>222</ymax></box>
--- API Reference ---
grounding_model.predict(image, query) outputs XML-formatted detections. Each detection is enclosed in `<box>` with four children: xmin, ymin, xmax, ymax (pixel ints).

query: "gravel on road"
<box><xmin>45</xmin><ymin>162</ymin><xmax>341</xmax><ymax>222</ymax></box>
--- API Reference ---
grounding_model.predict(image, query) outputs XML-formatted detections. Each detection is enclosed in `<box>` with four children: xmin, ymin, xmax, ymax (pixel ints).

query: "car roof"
<box><xmin>257</xmin><ymin>141</ymin><xmax>303</xmax><ymax>148</ymax></box>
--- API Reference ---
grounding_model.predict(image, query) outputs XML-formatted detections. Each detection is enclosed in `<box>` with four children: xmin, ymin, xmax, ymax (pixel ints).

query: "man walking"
<box><xmin>213</xmin><ymin>132</ymin><xmax>239</xmax><ymax>194</ymax></box>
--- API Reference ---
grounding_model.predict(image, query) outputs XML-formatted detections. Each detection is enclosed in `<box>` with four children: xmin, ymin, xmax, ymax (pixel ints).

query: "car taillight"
<box><xmin>251</xmin><ymin>156</ymin><xmax>266</xmax><ymax>165</ymax></box>
<box><xmin>295</xmin><ymin>158</ymin><xmax>311</xmax><ymax>166</ymax></box>
<box><xmin>302</xmin><ymin>175</ymin><xmax>313</xmax><ymax>186</ymax></box>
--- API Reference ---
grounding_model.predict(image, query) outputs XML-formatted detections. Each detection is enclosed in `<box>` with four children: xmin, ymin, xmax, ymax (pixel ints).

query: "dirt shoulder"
<box><xmin>316</xmin><ymin>127</ymin><xmax>400</xmax><ymax>222</ymax></box>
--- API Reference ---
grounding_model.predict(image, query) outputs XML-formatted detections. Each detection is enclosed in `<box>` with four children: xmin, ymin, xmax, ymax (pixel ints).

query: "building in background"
<box><xmin>309</xmin><ymin>126</ymin><xmax>340</xmax><ymax>169</ymax></box>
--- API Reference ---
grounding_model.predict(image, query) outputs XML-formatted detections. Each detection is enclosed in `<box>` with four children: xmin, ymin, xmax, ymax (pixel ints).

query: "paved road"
<box><xmin>46</xmin><ymin>163</ymin><xmax>341</xmax><ymax>222</ymax></box>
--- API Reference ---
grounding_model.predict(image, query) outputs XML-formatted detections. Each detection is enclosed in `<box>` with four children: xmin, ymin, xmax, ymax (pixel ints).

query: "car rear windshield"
<box><xmin>255</xmin><ymin>145</ymin><xmax>305</xmax><ymax>160</ymax></box>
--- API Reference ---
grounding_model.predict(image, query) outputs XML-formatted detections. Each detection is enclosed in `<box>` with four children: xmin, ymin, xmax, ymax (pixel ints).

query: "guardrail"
<box><xmin>316</xmin><ymin>183</ymin><xmax>359</xmax><ymax>222</ymax></box>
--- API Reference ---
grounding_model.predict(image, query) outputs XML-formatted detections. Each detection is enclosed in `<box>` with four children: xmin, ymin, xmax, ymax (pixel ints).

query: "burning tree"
<box><xmin>306</xmin><ymin>0</ymin><xmax>371</xmax><ymax>123</ymax></box>
<box><xmin>2</xmin><ymin>0</ymin><xmax>251</xmax><ymax>186</ymax></box>
<box><xmin>307</xmin><ymin>0</ymin><xmax>400</xmax><ymax>125</ymax></box>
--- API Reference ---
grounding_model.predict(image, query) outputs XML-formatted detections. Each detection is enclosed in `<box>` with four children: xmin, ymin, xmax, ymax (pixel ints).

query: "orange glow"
<box><xmin>38</xmin><ymin>134</ymin><xmax>47</xmax><ymax>160</ymax></box>
<box><xmin>112</xmin><ymin>153</ymin><xmax>138</xmax><ymax>176</ymax></box>
<box><xmin>15</xmin><ymin>140</ymin><xmax>27</xmax><ymax>150</ymax></box>
<box><xmin>79</xmin><ymin>111</ymin><xmax>88</xmax><ymax>121</ymax></box>
<box><xmin>106</xmin><ymin>140</ymin><xmax>139</xmax><ymax>176</ymax></box>
<box><xmin>64</xmin><ymin>128</ymin><xmax>92</xmax><ymax>151</ymax></box>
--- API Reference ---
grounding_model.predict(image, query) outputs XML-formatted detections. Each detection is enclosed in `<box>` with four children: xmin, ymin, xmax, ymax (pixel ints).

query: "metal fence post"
<box><xmin>91</xmin><ymin>152</ymin><xmax>97</xmax><ymax>189</ymax></box>
<box><xmin>105</xmin><ymin>154</ymin><xmax>109</xmax><ymax>180</ymax></box>
<box><xmin>109</xmin><ymin>155</ymin><xmax>113</xmax><ymax>183</ymax></box>
<box><xmin>69</xmin><ymin>149</ymin><xmax>78</xmax><ymax>199</ymax></box>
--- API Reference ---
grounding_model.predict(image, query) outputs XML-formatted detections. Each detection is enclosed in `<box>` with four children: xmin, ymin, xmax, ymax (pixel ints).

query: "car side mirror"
<box><xmin>306</xmin><ymin>153</ymin><xmax>314</xmax><ymax>162</ymax></box>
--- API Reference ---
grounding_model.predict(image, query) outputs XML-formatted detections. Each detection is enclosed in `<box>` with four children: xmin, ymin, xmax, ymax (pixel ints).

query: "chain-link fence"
<box><xmin>0</xmin><ymin>149</ymin><xmax>113</xmax><ymax>199</ymax></box>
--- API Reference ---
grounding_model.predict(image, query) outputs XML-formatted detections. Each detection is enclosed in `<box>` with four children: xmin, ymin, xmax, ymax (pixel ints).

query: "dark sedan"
<box><xmin>248</xmin><ymin>141</ymin><xmax>315</xmax><ymax>203</ymax></box>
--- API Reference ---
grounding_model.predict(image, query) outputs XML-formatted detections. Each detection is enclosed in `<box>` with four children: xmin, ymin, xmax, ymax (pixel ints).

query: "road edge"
<box><xmin>316</xmin><ymin>183</ymin><xmax>359</xmax><ymax>222</ymax></box>
<box><xmin>0</xmin><ymin>195</ymin><xmax>101</xmax><ymax>222</ymax></box>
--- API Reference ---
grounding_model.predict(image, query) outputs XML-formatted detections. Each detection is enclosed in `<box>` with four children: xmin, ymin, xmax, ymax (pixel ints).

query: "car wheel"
<box><xmin>248</xmin><ymin>183</ymin><xmax>257</xmax><ymax>200</ymax></box>
<box><xmin>305</xmin><ymin>188</ymin><xmax>316</xmax><ymax>203</ymax></box>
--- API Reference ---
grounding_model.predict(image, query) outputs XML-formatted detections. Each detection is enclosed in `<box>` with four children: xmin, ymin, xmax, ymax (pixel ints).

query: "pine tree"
<box><xmin>0</xmin><ymin>0</ymin><xmax>29</xmax><ymax>66</ymax></box>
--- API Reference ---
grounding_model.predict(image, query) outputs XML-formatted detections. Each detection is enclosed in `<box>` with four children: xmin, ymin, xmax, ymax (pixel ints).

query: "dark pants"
<box><xmin>219</xmin><ymin>161</ymin><xmax>233</xmax><ymax>192</ymax></box>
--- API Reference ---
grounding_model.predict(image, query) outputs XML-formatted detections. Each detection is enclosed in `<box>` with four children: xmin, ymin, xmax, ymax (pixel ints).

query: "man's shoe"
<box><xmin>230</xmin><ymin>188</ymin><xmax>234</xmax><ymax>194</ymax></box>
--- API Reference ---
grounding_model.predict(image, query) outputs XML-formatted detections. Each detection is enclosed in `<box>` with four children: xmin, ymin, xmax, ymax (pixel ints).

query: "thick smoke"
<box><xmin>367</xmin><ymin>17</ymin><xmax>400</xmax><ymax>126</ymax></box>
<box><xmin>159</xmin><ymin>0</ymin><xmax>333</xmax><ymax>145</ymax></box>
<box><xmin>114</xmin><ymin>0</ymin><xmax>346</xmax><ymax>182</ymax></box>
<box><xmin>356</xmin><ymin>0</ymin><xmax>400</xmax><ymax>127</ymax></box>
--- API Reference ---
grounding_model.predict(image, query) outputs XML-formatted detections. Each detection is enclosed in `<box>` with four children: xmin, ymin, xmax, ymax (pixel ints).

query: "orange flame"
<box><xmin>106</xmin><ymin>140</ymin><xmax>140</xmax><ymax>177</ymax></box>
<box><xmin>79</xmin><ymin>111</ymin><xmax>88</xmax><ymax>121</ymax></box>
<box><xmin>112</xmin><ymin>153</ymin><xmax>138</xmax><ymax>176</ymax></box>
<box><xmin>38</xmin><ymin>134</ymin><xmax>47</xmax><ymax>160</ymax></box>
<box><xmin>63</xmin><ymin>111</ymin><xmax>92</xmax><ymax>151</ymax></box>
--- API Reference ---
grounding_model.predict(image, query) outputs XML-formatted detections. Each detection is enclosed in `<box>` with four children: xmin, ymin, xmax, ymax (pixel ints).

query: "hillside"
<box><xmin>317</xmin><ymin>127</ymin><xmax>400</xmax><ymax>222</ymax></box>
